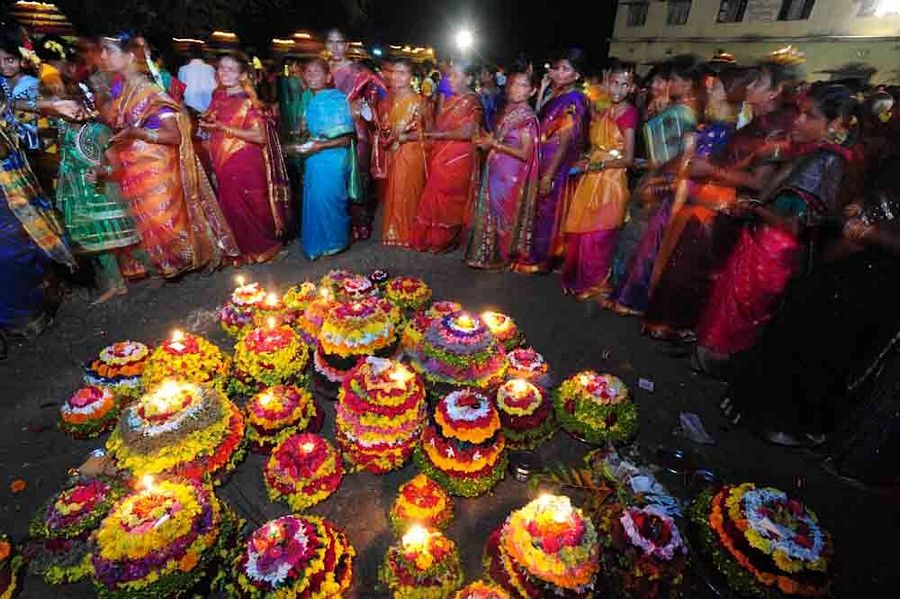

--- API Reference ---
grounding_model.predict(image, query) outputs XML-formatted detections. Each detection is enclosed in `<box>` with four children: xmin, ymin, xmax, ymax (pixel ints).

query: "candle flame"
<box><xmin>259</xmin><ymin>392</ymin><xmax>273</xmax><ymax>407</ymax></box>
<box><xmin>301</xmin><ymin>441</ymin><xmax>315</xmax><ymax>453</ymax></box>
<box><xmin>235</xmin><ymin>275</ymin><xmax>246</xmax><ymax>287</ymax></box>
<box><xmin>319</xmin><ymin>287</ymin><xmax>332</xmax><ymax>300</ymax></box>
<box><xmin>171</xmin><ymin>329</ymin><xmax>184</xmax><ymax>343</ymax></box>
<box><xmin>508</xmin><ymin>378</ymin><xmax>528</xmax><ymax>394</ymax></box>
<box><xmin>389</xmin><ymin>364</ymin><xmax>413</xmax><ymax>383</ymax></box>
<box><xmin>482</xmin><ymin>311</ymin><xmax>504</xmax><ymax>328</ymax></box>
<box><xmin>402</xmin><ymin>524</ymin><xmax>430</xmax><ymax>551</ymax></box>
<box><xmin>265</xmin><ymin>292</ymin><xmax>279</xmax><ymax>307</ymax></box>
<box><xmin>141</xmin><ymin>474</ymin><xmax>155</xmax><ymax>491</ymax></box>
<box><xmin>578</xmin><ymin>373</ymin><xmax>591</xmax><ymax>386</ymax></box>
<box><xmin>267</xmin><ymin>316</ymin><xmax>277</xmax><ymax>330</ymax></box>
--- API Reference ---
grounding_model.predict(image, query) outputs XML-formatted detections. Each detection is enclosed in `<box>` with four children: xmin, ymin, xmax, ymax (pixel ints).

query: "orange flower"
<box><xmin>9</xmin><ymin>479</ymin><xmax>26</xmax><ymax>493</ymax></box>
<box><xmin>178</xmin><ymin>551</ymin><xmax>199</xmax><ymax>572</ymax></box>
<box><xmin>0</xmin><ymin>540</ymin><xmax>11</xmax><ymax>561</ymax></box>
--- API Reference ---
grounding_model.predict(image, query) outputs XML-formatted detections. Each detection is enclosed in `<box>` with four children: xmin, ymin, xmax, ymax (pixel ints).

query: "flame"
<box><xmin>265</xmin><ymin>292</ymin><xmax>279</xmax><ymax>307</ymax></box>
<box><xmin>140</xmin><ymin>474</ymin><xmax>155</xmax><ymax>491</ymax></box>
<box><xmin>401</xmin><ymin>524</ymin><xmax>430</xmax><ymax>552</ymax></box>
<box><xmin>171</xmin><ymin>329</ymin><xmax>184</xmax><ymax>343</ymax></box>
<box><xmin>301</xmin><ymin>441</ymin><xmax>315</xmax><ymax>453</ymax></box>
<box><xmin>267</xmin><ymin>316</ymin><xmax>277</xmax><ymax>330</ymax></box>
<box><xmin>508</xmin><ymin>379</ymin><xmax>529</xmax><ymax>394</ymax></box>
<box><xmin>389</xmin><ymin>364</ymin><xmax>413</xmax><ymax>383</ymax></box>
<box><xmin>235</xmin><ymin>275</ymin><xmax>246</xmax><ymax>287</ymax></box>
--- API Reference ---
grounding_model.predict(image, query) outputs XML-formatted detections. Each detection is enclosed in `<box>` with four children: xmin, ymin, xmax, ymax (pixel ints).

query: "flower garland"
<box><xmin>400</xmin><ymin>301</ymin><xmax>462</xmax><ymax>358</ymax></box>
<box><xmin>245</xmin><ymin>386</ymin><xmax>321</xmax><ymax>453</ymax></box>
<box><xmin>217</xmin><ymin>301</ymin><xmax>256</xmax><ymax>337</ymax></box>
<box><xmin>84</xmin><ymin>341</ymin><xmax>150</xmax><ymax>399</ymax></box>
<box><xmin>142</xmin><ymin>333</ymin><xmax>231</xmax><ymax>390</ymax></box>
<box><xmin>385</xmin><ymin>276</ymin><xmax>433</xmax><ymax>312</ymax></box>
<box><xmin>219</xmin><ymin>515</ymin><xmax>355</xmax><ymax>598</ymax></box>
<box><xmin>506</xmin><ymin>348</ymin><xmax>552</xmax><ymax>389</ymax></box>
<box><xmin>453</xmin><ymin>580</ymin><xmax>512</xmax><ymax>599</ymax></box>
<box><xmin>496</xmin><ymin>380</ymin><xmax>556</xmax><ymax>450</ymax></box>
<box><xmin>264</xmin><ymin>433</ymin><xmax>343</xmax><ymax>511</ymax></box>
<box><xmin>596</xmin><ymin>503</ymin><xmax>689</xmax><ymax>598</ymax></box>
<box><xmin>553</xmin><ymin>371</ymin><xmax>638</xmax><ymax>445</ymax></box>
<box><xmin>59</xmin><ymin>385</ymin><xmax>120</xmax><ymax>439</ymax></box>
<box><xmin>481</xmin><ymin>312</ymin><xmax>525</xmax><ymax>351</ymax></box>
<box><xmin>434</xmin><ymin>390</ymin><xmax>500</xmax><ymax>444</ymax></box>
<box><xmin>389</xmin><ymin>474</ymin><xmax>454</xmax><ymax>536</ymax></box>
<box><xmin>282</xmin><ymin>281</ymin><xmax>318</xmax><ymax>325</ymax></box>
<box><xmin>318</xmin><ymin>297</ymin><xmax>398</xmax><ymax>359</ymax></box>
<box><xmin>0</xmin><ymin>533</ymin><xmax>22</xmax><ymax>599</ymax></box>
<box><xmin>379</xmin><ymin>527</ymin><xmax>464</xmax><ymax>599</ymax></box>
<box><xmin>231</xmin><ymin>325</ymin><xmax>310</xmax><ymax>396</ymax></box>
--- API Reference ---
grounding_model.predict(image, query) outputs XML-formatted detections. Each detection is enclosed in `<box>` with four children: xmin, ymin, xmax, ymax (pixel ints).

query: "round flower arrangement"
<box><xmin>26</xmin><ymin>475</ymin><xmax>126</xmax><ymax>584</ymax></box>
<box><xmin>389</xmin><ymin>474</ymin><xmax>454</xmax><ymax>536</ymax></box>
<box><xmin>245</xmin><ymin>386</ymin><xmax>322</xmax><ymax>453</ymax></box>
<box><xmin>379</xmin><ymin>525</ymin><xmax>464</xmax><ymax>599</ymax></box>
<box><xmin>336</xmin><ymin>273</ymin><xmax>380</xmax><ymax>302</ymax></box>
<box><xmin>506</xmin><ymin>348</ymin><xmax>552</xmax><ymax>390</ymax></box>
<box><xmin>231</xmin><ymin>323</ymin><xmax>310</xmax><ymax>396</ymax></box>
<box><xmin>91</xmin><ymin>477</ymin><xmax>238</xmax><ymax>599</ymax></box>
<box><xmin>484</xmin><ymin>495</ymin><xmax>600</xmax><ymax>598</ymax></box>
<box><xmin>318</xmin><ymin>269</ymin><xmax>356</xmax><ymax>295</ymax></box>
<box><xmin>336</xmin><ymin>358</ymin><xmax>427</xmax><ymax>473</ymax></box>
<box><xmin>553</xmin><ymin>371</ymin><xmax>637</xmax><ymax>445</ymax></box>
<box><xmin>385</xmin><ymin>276</ymin><xmax>433</xmax><ymax>312</ymax></box>
<box><xmin>318</xmin><ymin>297</ymin><xmax>399</xmax><ymax>359</ymax></box>
<box><xmin>84</xmin><ymin>340</ymin><xmax>150</xmax><ymax>399</ymax></box>
<box><xmin>106</xmin><ymin>380</ymin><xmax>246</xmax><ymax>480</ymax></box>
<box><xmin>252</xmin><ymin>291</ymin><xmax>289</xmax><ymax>328</ymax></box>
<box><xmin>59</xmin><ymin>385</ymin><xmax>120</xmax><ymax>439</ymax></box>
<box><xmin>220</xmin><ymin>515</ymin><xmax>355</xmax><ymax>598</ymax></box>
<box><xmin>142</xmin><ymin>331</ymin><xmax>231</xmax><ymax>391</ymax></box>
<box><xmin>481</xmin><ymin>312</ymin><xmax>525</xmax><ymax>352</ymax></box>
<box><xmin>688</xmin><ymin>483</ymin><xmax>834</xmax><ymax>598</ymax></box>
<box><xmin>453</xmin><ymin>581</ymin><xmax>512</xmax><ymax>599</ymax></box>
<box><xmin>596</xmin><ymin>503</ymin><xmax>688</xmax><ymax>598</ymax></box>
<box><xmin>495</xmin><ymin>379</ymin><xmax>555</xmax><ymax>450</ymax></box>
<box><xmin>263</xmin><ymin>433</ymin><xmax>343</xmax><ymax>511</ymax></box>
<box><xmin>282</xmin><ymin>281</ymin><xmax>318</xmax><ymax>325</ymax></box>
<box><xmin>296</xmin><ymin>292</ymin><xmax>337</xmax><ymax>346</ymax></box>
<box><xmin>408</xmin><ymin>312</ymin><xmax>508</xmax><ymax>391</ymax></box>
<box><xmin>218</xmin><ymin>281</ymin><xmax>267</xmax><ymax>337</ymax></box>
<box><xmin>414</xmin><ymin>389</ymin><xmax>507</xmax><ymax>497</ymax></box>
<box><xmin>400</xmin><ymin>301</ymin><xmax>462</xmax><ymax>358</ymax></box>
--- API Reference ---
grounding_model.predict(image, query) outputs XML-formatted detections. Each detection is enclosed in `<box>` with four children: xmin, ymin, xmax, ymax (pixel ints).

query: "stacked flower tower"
<box><xmin>379</xmin><ymin>524</ymin><xmax>464</xmax><ymax>598</ymax></box>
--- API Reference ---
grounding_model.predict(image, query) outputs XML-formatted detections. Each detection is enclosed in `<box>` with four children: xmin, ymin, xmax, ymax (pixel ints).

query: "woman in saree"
<box><xmin>560</xmin><ymin>63</ymin><xmax>637</xmax><ymax>298</ymax></box>
<box><xmin>200</xmin><ymin>53</ymin><xmax>289</xmax><ymax>264</ymax></box>
<box><xmin>512</xmin><ymin>48</ymin><xmax>589</xmax><ymax>273</ymax></box>
<box><xmin>464</xmin><ymin>71</ymin><xmax>539</xmax><ymax>269</ymax></box>
<box><xmin>96</xmin><ymin>33</ymin><xmax>238</xmax><ymax>278</ymax></box>
<box><xmin>695</xmin><ymin>84</ymin><xmax>858</xmax><ymax>374</ymax></box>
<box><xmin>295</xmin><ymin>58</ymin><xmax>353</xmax><ymax>260</ymax></box>
<box><xmin>376</xmin><ymin>57</ymin><xmax>427</xmax><ymax>248</ymax></box>
<box><xmin>412</xmin><ymin>62</ymin><xmax>482</xmax><ymax>253</ymax></box>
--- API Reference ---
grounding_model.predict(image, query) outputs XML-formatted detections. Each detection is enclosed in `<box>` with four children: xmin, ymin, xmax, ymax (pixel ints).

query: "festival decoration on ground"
<box><xmin>90</xmin><ymin>477</ymin><xmax>238</xmax><ymax>598</ymax></box>
<box><xmin>453</xmin><ymin>580</ymin><xmax>512</xmax><ymax>599</ymax></box>
<box><xmin>318</xmin><ymin>269</ymin><xmax>356</xmax><ymax>295</ymax></box>
<box><xmin>245</xmin><ymin>385</ymin><xmax>322</xmax><ymax>453</ymax></box>
<box><xmin>400</xmin><ymin>301</ymin><xmax>463</xmax><ymax>358</ymax></box>
<box><xmin>336</xmin><ymin>273</ymin><xmax>380</xmax><ymax>302</ymax></box>
<box><xmin>218</xmin><ymin>278</ymin><xmax>267</xmax><ymax>337</ymax></box>
<box><xmin>505</xmin><ymin>348</ymin><xmax>552</xmax><ymax>390</ymax></box>
<box><xmin>296</xmin><ymin>287</ymin><xmax>336</xmax><ymax>346</ymax></box>
<box><xmin>263</xmin><ymin>433</ymin><xmax>343</xmax><ymax>511</ymax></box>
<box><xmin>282</xmin><ymin>281</ymin><xmax>318</xmax><ymax>325</ymax></box>
<box><xmin>688</xmin><ymin>483</ymin><xmax>833</xmax><ymax>598</ymax></box>
<box><xmin>252</xmin><ymin>292</ymin><xmax>287</xmax><ymax>328</ymax></box>
<box><xmin>142</xmin><ymin>330</ymin><xmax>231</xmax><ymax>390</ymax></box>
<box><xmin>484</xmin><ymin>494</ymin><xmax>600</xmax><ymax>598</ymax></box>
<box><xmin>26</xmin><ymin>476</ymin><xmax>126</xmax><ymax>584</ymax></box>
<box><xmin>495</xmin><ymin>379</ymin><xmax>555</xmax><ymax>450</ymax></box>
<box><xmin>553</xmin><ymin>371</ymin><xmax>637</xmax><ymax>444</ymax></box>
<box><xmin>481</xmin><ymin>312</ymin><xmax>524</xmax><ymax>351</ymax></box>
<box><xmin>336</xmin><ymin>358</ymin><xmax>427</xmax><ymax>473</ymax></box>
<box><xmin>379</xmin><ymin>524</ymin><xmax>464</xmax><ymax>598</ymax></box>
<box><xmin>369</xmin><ymin>269</ymin><xmax>391</xmax><ymax>288</ymax></box>
<box><xmin>84</xmin><ymin>340</ymin><xmax>150</xmax><ymax>399</ymax></box>
<box><xmin>231</xmin><ymin>320</ymin><xmax>310</xmax><ymax>396</ymax></box>
<box><xmin>0</xmin><ymin>532</ymin><xmax>22</xmax><ymax>599</ymax></box>
<box><xmin>408</xmin><ymin>312</ymin><xmax>508</xmax><ymax>391</ymax></box>
<box><xmin>106</xmin><ymin>380</ymin><xmax>245</xmax><ymax>480</ymax></box>
<box><xmin>415</xmin><ymin>389</ymin><xmax>507</xmax><ymax>497</ymax></box>
<box><xmin>596</xmin><ymin>503</ymin><xmax>688</xmax><ymax>598</ymax></box>
<box><xmin>59</xmin><ymin>385</ymin><xmax>120</xmax><ymax>439</ymax></box>
<box><xmin>219</xmin><ymin>515</ymin><xmax>355</xmax><ymax>598</ymax></box>
<box><xmin>389</xmin><ymin>474</ymin><xmax>454</xmax><ymax>536</ymax></box>
<box><xmin>385</xmin><ymin>276</ymin><xmax>433</xmax><ymax>312</ymax></box>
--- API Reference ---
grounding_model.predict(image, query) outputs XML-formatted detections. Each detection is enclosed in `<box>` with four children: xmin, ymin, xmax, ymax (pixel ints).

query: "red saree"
<box><xmin>412</xmin><ymin>93</ymin><xmax>482</xmax><ymax>253</ymax></box>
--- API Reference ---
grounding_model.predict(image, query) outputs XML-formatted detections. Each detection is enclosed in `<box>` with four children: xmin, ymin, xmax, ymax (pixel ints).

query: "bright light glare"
<box><xmin>875</xmin><ymin>0</ymin><xmax>900</xmax><ymax>16</ymax></box>
<box><xmin>455</xmin><ymin>28</ymin><xmax>474</xmax><ymax>52</ymax></box>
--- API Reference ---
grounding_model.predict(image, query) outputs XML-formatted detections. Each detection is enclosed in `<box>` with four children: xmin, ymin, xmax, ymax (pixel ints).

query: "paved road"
<box><xmin>0</xmin><ymin>235</ymin><xmax>895</xmax><ymax>596</ymax></box>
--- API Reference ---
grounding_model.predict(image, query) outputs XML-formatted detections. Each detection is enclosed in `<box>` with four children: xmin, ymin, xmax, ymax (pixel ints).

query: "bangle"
<box><xmin>146</xmin><ymin>129</ymin><xmax>159</xmax><ymax>143</ymax></box>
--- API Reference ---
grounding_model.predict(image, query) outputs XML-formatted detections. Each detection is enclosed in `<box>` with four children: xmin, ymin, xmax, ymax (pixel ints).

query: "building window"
<box><xmin>667</xmin><ymin>0</ymin><xmax>692</xmax><ymax>25</ymax></box>
<box><xmin>778</xmin><ymin>0</ymin><xmax>815</xmax><ymax>19</ymax></box>
<box><xmin>859</xmin><ymin>0</ymin><xmax>900</xmax><ymax>16</ymax></box>
<box><xmin>717</xmin><ymin>0</ymin><xmax>748</xmax><ymax>22</ymax></box>
<box><xmin>626</xmin><ymin>2</ymin><xmax>650</xmax><ymax>27</ymax></box>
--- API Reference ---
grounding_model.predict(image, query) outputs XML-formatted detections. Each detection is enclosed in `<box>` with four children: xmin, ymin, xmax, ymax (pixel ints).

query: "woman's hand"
<box><xmin>109</xmin><ymin>127</ymin><xmax>141</xmax><ymax>144</ymax></box>
<box><xmin>473</xmin><ymin>133</ymin><xmax>494</xmax><ymax>149</ymax></box>
<box><xmin>539</xmin><ymin>174</ymin><xmax>554</xmax><ymax>196</ymax></box>
<box><xmin>198</xmin><ymin>120</ymin><xmax>225</xmax><ymax>132</ymax></box>
<box><xmin>47</xmin><ymin>99</ymin><xmax>87</xmax><ymax>121</ymax></box>
<box><xmin>843</xmin><ymin>217</ymin><xmax>875</xmax><ymax>243</ymax></box>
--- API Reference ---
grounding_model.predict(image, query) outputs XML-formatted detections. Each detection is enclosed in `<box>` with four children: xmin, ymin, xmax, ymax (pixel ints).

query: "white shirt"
<box><xmin>177</xmin><ymin>59</ymin><xmax>217</xmax><ymax>112</ymax></box>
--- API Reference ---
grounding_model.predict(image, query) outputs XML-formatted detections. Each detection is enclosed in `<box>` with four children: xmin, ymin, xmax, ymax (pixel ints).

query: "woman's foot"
<box><xmin>91</xmin><ymin>286</ymin><xmax>127</xmax><ymax>306</ymax></box>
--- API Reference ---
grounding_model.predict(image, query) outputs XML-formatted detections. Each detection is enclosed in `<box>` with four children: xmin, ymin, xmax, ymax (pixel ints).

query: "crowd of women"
<box><xmin>1</xmin><ymin>23</ymin><xmax>899</xmax><ymax>479</ymax></box>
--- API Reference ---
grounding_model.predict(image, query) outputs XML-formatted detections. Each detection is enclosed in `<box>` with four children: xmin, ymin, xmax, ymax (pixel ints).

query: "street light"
<box><xmin>455</xmin><ymin>28</ymin><xmax>474</xmax><ymax>53</ymax></box>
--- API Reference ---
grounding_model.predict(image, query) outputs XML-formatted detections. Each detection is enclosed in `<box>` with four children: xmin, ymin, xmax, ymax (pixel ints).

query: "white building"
<box><xmin>609</xmin><ymin>0</ymin><xmax>900</xmax><ymax>83</ymax></box>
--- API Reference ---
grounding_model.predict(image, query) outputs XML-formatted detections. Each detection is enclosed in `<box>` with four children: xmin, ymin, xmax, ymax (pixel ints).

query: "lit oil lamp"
<box><xmin>301</xmin><ymin>441</ymin><xmax>315</xmax><ymax>454</ymax></box>
<box><xmin>401</xmin><ymin>524</ymin><xmax>431</xmax><ymax>554</ymax></box>
<box><xmin>168</xmin><ymin>329</ymin><xmax>187</xmax><ymax>353</ymax></box>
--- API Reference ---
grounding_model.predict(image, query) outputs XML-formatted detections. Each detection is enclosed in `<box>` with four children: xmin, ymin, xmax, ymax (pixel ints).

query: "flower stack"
<box><xmin>688</xmin><ymin>483</ymin><xmax>834</xmax><ymax>598</ymax></box>
<box><xmin>596</xmin><ymin>504</ymin><xmax>688</xmax><ymax>598</ymax></box>
<box><xmin>142</xmin><ymin>330</ymin><xmax>231</xmax><ymax>390</ymax></box>
<box><xmin>59</xmin><ymin>386</ymin><xmax>120</xmax><ymax>439</ymax></box>
<box><xmin>26</xmin><ymin>476</ymin><xmax>126</xmax><ymax>584</ymax></box>
<box><xmin>400</xmin><ymin>301</ymin><xmax>462</xmax><ymax>358</ymax></box>
<box><xmin>385</xmin><ymin>276</ymin><xmax>433</xmax><ymax>313</ymax></box>
<box><xmin>218</xmin><ymin>280</ymin><xmax>266</xmax><ymax>337</ymax></box>
<box><xmin>90</xmin><ymin>477</ymin><xmax>237</xmax><ymax>598</ymax></box>
<box><xmin>505</xmin><ymin>348</ymin><xmax>552</xmax><ymax>390</ymax></box>
<box><xmin>553</xmin><ymin>371</ymin><xmax>637</xmax><ymax>444</ymax></box>
<box><xmin>379</xmin><ymin>525</ymin><xmax>464</xmax><ymax>598</ymax></box>
<box><xmin>282</xmin><ymin>281</ymin><xmax>318</xmax><ymax>326</ymax></box>
<box><xmin>83</xmin><ymin>340</ymin><xmax>150</xmax><ymax>399</ymax></box>
<box><xmin>336</xmin><ymin>358</ymin><xmax>427</xmax><ymax>473</ymax></box>
<box><xmin>335</xmin><ymin>272</ymin><xmax>380</xmax><ymax>302</ymax></box>
<box><xmin>408</xmin><ymin>312</ymin><xmax>508</xmax><ymax>392</ymax></box>
<box><xmin>231</xmin><ymin>320</ymin><xmax>310</xmax><ymax>396</ymax></box>
<box><xmin>263</xmin><ymin>433</ymin><xmax>343</xmax><ymax>511</ymax></box>
<box><xmin>454</xmin><ymin>581</ymin><xmax>512</xmax><ymax>599</ymax></box>
<box><xmin>318</xmin><ymin>269</ymin><xmax>357</xmax><ymax>296</ymax></box>
<box><xmin>481</xmin><ymin>312</ymin><xmax>524</xmax><ymax>352</ymax></box>
<box><xmin>1</xmin><ymin>532</ymin><xmax>22</xmax><ymax>599</ymax></box>
<box><xmin>221</xmin><ymin>515</ymin><xmax>355</xmax><ymax>598</ymax></box>
<box><xmin>252</xmin><ymin>291</ymin><xmax>288</xmax><ymax>328</ymax></box>
<box><xmin>484</xmin><ymin>495</ymin><xmax>600</xmax><ymax>598</ymax></box>
<box><xmin>389</xmin><ymin>474</ymin><xmax>454</xmax><ymax>536</ymax></box>
<box><xmin>296</xmin><ymin>287</ymin><xmax>336</xmax><ymax>346</ymax></box>
<box><xmin>415</xmin><ymin>389</ymin><xmax>507</xmax><ymax>497</ymax></box>
<box><xmin>245</xmin><ymin>386</ymin><xmax>322</xmax><ymax>453</ymax></box>
<box><xmin>495</xmin><ymin>379</ymin><xmax>555</xmax><ymax>450</ymax></box>
<box><xmin>106</xmin><ymin>380</ymin><xmax>245</xmax><ymax>480</ymax></box>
